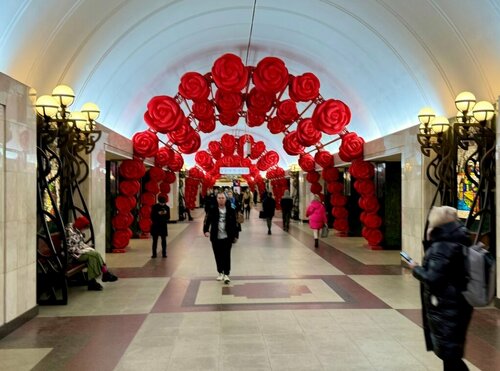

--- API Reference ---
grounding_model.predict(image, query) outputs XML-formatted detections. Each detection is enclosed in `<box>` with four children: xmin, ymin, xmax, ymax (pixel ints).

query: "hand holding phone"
<box><xmin>400</xmin><ymin>251</ymin><xmax>414</xmax><ymax>264</ymax></box>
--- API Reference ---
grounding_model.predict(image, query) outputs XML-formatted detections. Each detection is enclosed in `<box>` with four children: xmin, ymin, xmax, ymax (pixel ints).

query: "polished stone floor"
<box><xmin>1</xmin><ymin>208</ymin><xmax>499</xmax><ymax>370</ymax></box>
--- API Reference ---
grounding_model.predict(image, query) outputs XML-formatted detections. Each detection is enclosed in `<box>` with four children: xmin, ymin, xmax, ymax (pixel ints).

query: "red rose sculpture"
<box><xmin>314</xmin><ymin>150</ymin><xmax>333</xmax><ymax>168</ymax></box>
<box><xmin>155</xmin><ymin>146</ymin><xmax>174</xmax><ymax>167</ymax></box>
<box><xmin>354</xmin><ymin>180</ymin><xmax>375</xmax><ymax>195</ymax></box>
<box><xmin>141</xmin><ymin>192</ymin><xmax>156</xmax><ymax>206</ymax></box>
<box><xmin>252</xmin><ymin>57</ymin><xmax>289</xmax><ymax>94</ymax></box>
<box><xmin>310</xmin><ymin>182</ymin><xmax>322</xmax><ymax>194</ymax></box>
<box><xmin>112</xmin><ymin>230</ymin><xmax>130</xmax><ymax>249</ymax></box>
<box><xmin>250</xmin><ymin>141</ymin><xmax>266</xmax><ymax>159</ymax></box>
<box><xmin>364</xmin><ymin>213</ymin><xmax>382</xmax><ymax>229</ymax></box>
<box><xmin>178</xmin><ymin>72</ymin><xmax>210</xmax><ymax>102</ymax></box>
<box><xmin>177</xmin><ymin>131</ymin><xmax>201</xmax><ymax>154</ymax></box>
<box><xmin>322</xmin><ymin>166</ymin><xmax>340</xmax><ymax>183</ymax></box>
<box><xmin>289</xmin><ymin>72</ymin><xmax>320</xmax><ymax>102</ymax></box>
<box><xmin>215</xmin><ymin>90</ymin><xmax>243</xmax><ymax>112</ymax></box>
<box><xmin>164</xmin><ymin>171</ymin><xmax>176</xmax><ymax>184</ymax></box>
<box><xmin>267</xmin><ymin>117</ymin><xmax>286</xmax><ymax>134</ymax></box>
<box><xmin>296</xmin><ymin>118</ymin><xmax>322</xmax><ymax>147</ymax></box>
<box><xmin>198</xmin><ymin>118</ymin><xmax>216</xmax><ymax>133</ymax></box>
<box><xmin>349</xmin><ymin>160</ymin><xmax>375</xmax><ymax>179</ymax></box>
<box><xmin>333</xmin><ymin>218</ymin><xmax>349</xmax><ymax>232</ymax></box>
<box><xmin>119</xmin><ymin>159</ymin><xmax>146</xmax><ymax>179</ymax></box>
<box><xmin>115</xmin><ymin>195</ymin><xmax>136</xmax><ymax>212</ymax></box>
<box><xmin>306</xmin><ymin>171</ymin><xmax>321</xmax><ymax>183</ymax></box>
<box><xmin>195</xmin><ymin>150</ymin><xmax>213</xmax><ymax>168</ymax></box>
<box><xmin>144</xmin><ymin>95</ymin><xmax>185</xmax><ymax>133</ymax></box>
<box><xmin>277</xmin><ymin>99</ymin><xmax>298</xmax><ymax>124</ymax></box>
<box><xmin>246</xmin><ymin>88</ymin><xmax>275</xmax><ymax>113</ymax></box>
<box><xmin>283</xmin><ymin>131</ymin><xmax>305</xmax><ymax>155</ymax></box>
<box><xmin>132</xmin><ymin>130</ymin><xmax>158</xmax><ymax>158</ymax></box>
<box><xmin>211</xmin><ymin>53</ymin><xmax>248</xmax><ymax>92</ymax></box>
<box><xmin>149</xmin><ymin>167</ymin><xmax>166</xmax><ymax>182</ymax></box>
<box><xmin>221</xmin><ymin>134</ymin><xmax>236</xmax><ymax>156</ymax></box>
<box><xmin>168</xmin><ymin>151</ymin><xmax>184</xmax><ymax>172</ymax></box>
<box><xmin>327</xmin><ymin>182</ymin><xmax>343</xmax><ymax>194</ymax></box>
<box><xmin>298</xmin><ymin>153</ymin><xmax>316</xmax><ymax>172</ymax></box>
<box><xmin>138</xmin><ymin>218</ymin><xmax>152</xmax><ymax>233</ymax></box>
<box><xmin>119</xmin><ymin>180</ymin><xmax>140</xmax><ymax>196</ymax></box>
<box><xmin>112</xmin><ymin>212</ymin><xmax>134</xmax><ymax>230</ymax></box>
<box><xmin>145</xmin><ymin>180</ymin><xmax>160</xmax><ymax>194</ymax></box>
<box><xmin>312</xmin><ymin>99</ymin><xmax>351</xmax><ymax>135</ymax></box>
<box><xmin>192</xmin><ymin>100</ymin><xmax>215</xmax><ymax>121</ymax></box>
<box><xmin>208</xmin><ymin>141</ymin><xmax>222</xmax><ymax>159</ymax></box>
<box><xmin>219</xmin><ymin>111</ymin><xmax>240</xmax><ymax>126</ymax></box>
<box><xmin>332</xmin><ymin>207</ymin><xmax>348</xmax><ymax>219</ymax></box>
<box><xmin>339</xmin><ymin>132</ymin><xmax>365</xmax><ymax>162</ymax></box>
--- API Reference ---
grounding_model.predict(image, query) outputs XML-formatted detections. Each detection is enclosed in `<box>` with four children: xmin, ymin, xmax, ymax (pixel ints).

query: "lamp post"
<box><xmin>34</xmin><ymin>84</ymin><xmax>102</xmax><ymax>246</ymax></box>
<box><xmin>417</xmin><ymin>91</ymin><xmax>496</xmax><ymax>248</ymax></box>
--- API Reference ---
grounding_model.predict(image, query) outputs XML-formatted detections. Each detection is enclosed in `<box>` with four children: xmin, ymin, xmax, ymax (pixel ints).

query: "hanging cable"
<box><xmin>244</xmin><ymin>0</ymin><xmax>257</xmax><ymax>66</ymax></box>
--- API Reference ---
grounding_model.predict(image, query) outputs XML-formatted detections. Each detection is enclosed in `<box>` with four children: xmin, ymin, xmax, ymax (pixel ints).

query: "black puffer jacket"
<box><xmin>412</xmin><ymin>221</ymin><xmax>473</xmax><ymax>360</ymax></box>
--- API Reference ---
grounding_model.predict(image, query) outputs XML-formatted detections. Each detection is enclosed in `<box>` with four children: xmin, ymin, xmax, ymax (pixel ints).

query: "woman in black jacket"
<box><xmin>203</xmin><ymin>192</ymin><xmax>238</xmax><ymax>284</ymax></box>
<box><xmin>409</xmin><ymin>206</ymin><xmax>473</xmax><ymax>371</ymax></box>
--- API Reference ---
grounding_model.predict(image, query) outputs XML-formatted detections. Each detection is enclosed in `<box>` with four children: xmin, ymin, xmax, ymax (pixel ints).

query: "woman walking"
<box><xmin>306</xmin><ymin>194</ymin><xmax>327</xmax><ymax>247</ymax></box>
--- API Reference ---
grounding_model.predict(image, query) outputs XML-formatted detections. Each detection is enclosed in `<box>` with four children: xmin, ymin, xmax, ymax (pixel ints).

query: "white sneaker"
<box><xmin>223</xmin><ymin>275</ymin><xmax>231</xmax><ymax>284</ymax></box>
<box><xmin>216</xmin><ymin>273</ymin><xmax>224</xmax><ymax>281</ymax></box>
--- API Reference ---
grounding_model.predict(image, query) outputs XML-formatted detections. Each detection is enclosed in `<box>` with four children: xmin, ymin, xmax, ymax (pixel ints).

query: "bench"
<box><xmin>37</xmin><ymin>232</ymin><xmax>87</xmax><ymax>305</ymax></box>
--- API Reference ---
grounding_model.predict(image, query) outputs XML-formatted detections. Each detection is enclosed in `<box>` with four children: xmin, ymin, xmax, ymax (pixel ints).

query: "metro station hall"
<box><xmin>1</xmin><ymin>1</ymin><xmax>500</xmax><ymax>370</ymax></box>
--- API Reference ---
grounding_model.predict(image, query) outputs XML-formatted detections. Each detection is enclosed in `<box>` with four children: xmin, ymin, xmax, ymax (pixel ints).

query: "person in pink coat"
<box><xmin>306</xmin><ymin>195</ymin><xmax>328</xmax><ymax>248</ymax></box>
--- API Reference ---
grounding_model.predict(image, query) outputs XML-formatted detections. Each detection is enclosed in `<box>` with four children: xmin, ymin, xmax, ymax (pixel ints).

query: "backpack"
<box><xmin>462</xmin><ymin>242</ymin><xmax>496</xmax><ymax>307</ymax></box>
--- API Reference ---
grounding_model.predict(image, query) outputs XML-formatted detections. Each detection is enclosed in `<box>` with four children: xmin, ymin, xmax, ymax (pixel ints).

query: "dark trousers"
<box><xmin>266</xmin><ymin>217</ymin><xmax>273</xmax><ymax>231</ymax></box>
<box><xmin>443</xmin><ymin>358</ymin><xmax>468</xmax><ymax>371</ymax></box>
<box><xmin>282</xmin><ymin>212</ymin><xmax>291</xmax><ymax>231</ymax></box>
<box><xmin>152</xmin><ymin>234</ymin><xmax>167</xmax><ymax>257</ymax></box>
<box><xmin>211</xmin><ymin>238</ymin><xmax>233</xmax><ymax>275</ymax></box>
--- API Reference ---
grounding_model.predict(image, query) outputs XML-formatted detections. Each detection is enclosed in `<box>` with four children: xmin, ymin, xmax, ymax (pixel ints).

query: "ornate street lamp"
<box><xmin>417</xmin><ymin>91</ymin><xmax>496</xmax><ymax>249</ymax></box>
<box><xmin>34</xmin><ymin>84</ymin><xmax>102</xmax><ymax>304</ymax></box>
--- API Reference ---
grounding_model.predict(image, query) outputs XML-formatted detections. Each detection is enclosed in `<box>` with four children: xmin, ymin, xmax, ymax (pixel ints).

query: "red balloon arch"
<box><xmin>111</xmin><ymin>53</ymin><xmax>383</xmax><ymax>251</ymax></box>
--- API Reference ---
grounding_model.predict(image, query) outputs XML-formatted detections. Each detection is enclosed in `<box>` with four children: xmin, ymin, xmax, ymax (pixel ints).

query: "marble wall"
<box><xmin>0</xmin><ymin>73</ymin><xmax>37</xmax><ymax>327</ymax></box>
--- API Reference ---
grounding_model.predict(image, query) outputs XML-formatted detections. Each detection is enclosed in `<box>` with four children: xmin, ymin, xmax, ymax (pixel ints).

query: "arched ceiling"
<box><xmin>1</xmin><ymin>0</ymin><xmax>499</xmax><ymax>168</ymax></box>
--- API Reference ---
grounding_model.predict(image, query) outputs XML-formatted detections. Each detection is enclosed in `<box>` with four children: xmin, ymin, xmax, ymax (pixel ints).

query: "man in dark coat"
<box><xmin>262</xmin><ymin>192</ymin><xmax>276</xmax><ymax>235</ymax></box>
<box><xmin>150</xmin><ymin>196</ymin><xmax>170</xmax><ymax>258</ymax></box>
<box><xmin>280</xmin><ymin>190</ymin><xmax>293</xmax><ymax>232</ymax></box>
<box><xmin>203</xmin><ymin>192</ymin><xmax>238</xmax><ymax>284</ymax></box>
<box><xmin>409</xmin><ymin>206</ymin><xmax>473</xmax><ymax>371</ymax></box>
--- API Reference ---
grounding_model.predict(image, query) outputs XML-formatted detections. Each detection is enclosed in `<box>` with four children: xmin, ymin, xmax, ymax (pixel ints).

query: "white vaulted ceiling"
<box><xmin>1</xmin><ymin>0</ymin><xmax>499</xmax><ymax>168</ymax></box>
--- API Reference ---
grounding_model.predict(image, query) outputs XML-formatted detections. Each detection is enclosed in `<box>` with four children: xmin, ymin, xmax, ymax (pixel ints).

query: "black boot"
<box><xmin>88</xmin><ymin>279</ymin><xmax>103</xmax><ymax>291</ymax></box>
<box><xmin>102</xmin><ymin>272</ymin><xmax>118</xmax><ymax>282</ymax></box>
<box><xmin>314</xmin><ymin>239</ymin><xmax>319</xmax><ymax>248</ymax></box>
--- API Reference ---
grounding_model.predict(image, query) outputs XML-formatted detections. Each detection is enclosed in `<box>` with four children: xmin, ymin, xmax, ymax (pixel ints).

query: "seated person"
<box><xmin>66</xmin><ymin>216</ymin><xmax>118</xmax><ymax>291</ymax></box>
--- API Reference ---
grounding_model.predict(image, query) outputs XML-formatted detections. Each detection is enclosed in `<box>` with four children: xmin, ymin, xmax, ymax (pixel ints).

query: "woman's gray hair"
<box><xmin>426</xmin><ymin>206</ymin><xmax>458</xmax><ymax>240</ymax></box>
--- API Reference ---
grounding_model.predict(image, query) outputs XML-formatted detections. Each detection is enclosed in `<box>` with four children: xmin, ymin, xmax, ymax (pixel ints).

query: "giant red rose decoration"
<box><xmin>267</xmin><ymin>116</ymin><xmax>286</xmax><ymax>134</ymax></box>
<box><xmin>306</xmin><ymin>171</ymin><xmax>321</xmax><ymax>183</ymax></box>
<box><xmin>149</xmin><ymin>167</ymin><xmax>166</xmax><ymax>182</ymax></box>
<box><xmin>250</xmin><ymin>141</ymin><xmax>266</xmax><ymax>159</ymax></box>
<box><xmin>198</xmin><ymin>118</ymin><xmax>216</xmax><ymax>133</ymax></box>
<box><xmin>192</xmin><ymin>100</ymin><xmax>215</xmax><ymax>121</ymax></box>
<box><xmin>115</xmin><ymin>196</ymin><xmax>136</xmax><ymax>212</ymax></box>
<box><xmin>119</xmin><ymin>160</ymin><xmax>146</xmax><ymax>179</ymax></box>
<box><xmin>312</xmin><ymin>99</ymin><xmax>351</xmax><ymax>135</ymax></box>
<box><xmin>310</xmin><ymin>182</ymin><xmax>322</xmax><ymax>194</ymax></box>
<box><xmin>246</xmin><ymin>88</ymin><xmax>275</xmax><ymax>113</ymax></box>
<box><xmin>296</xmin><ymin>118</ymin><xmax>322</xmax><ymax>147</ymax></box>
<box><xmin>208</xmin><ymin>141</ymin><xmax>222</xmax><ymax>159</ymax></box>
<box><xmin>178</xmin><ymin>72</ymin><xmax>210</xmax><ymax>102</ymax></box>
<box><xmin>112</xmin><ymin>230</ymin><xmax>130</xmax><ymax>249</ymax></box>
<box><xmin>144</xmin><ymin>95</ymin><xmax>185</xmax><ymax>133</ymax></box>
<box><xmin>168</xmin><ymin>151</ymin><xmax>184</xmax><ymax>172</ymax></box>
<box><xmin>138</xmin><ymin>218</ymin><xmax>152</xmax><ymax>233</ymax></box>
<box><xmin>141</xmin><ymin>193</ymin><xmax>156</xmax><ymax>206</ymax></box>
<box><xmin>283</xmin><ymin>131</ymin><xmax>305</xmax><ymax>155</ymax></box>
<box><xmin>334</xmin><ymin>218</ymin><xmax>349</xmax><ymax>232</ymax></box>
<box><xmin>132</xmin><ymin>130</ymin><xmax>158</xmax><ymax>158</ymax></box>
<box><xmin>145</xmin><ymin>181</ymin><xmax>160</xmax><ymax>194</ymax></box>
<box><xmin>119</xmin><ymin>180</ymin><xmax>140</xmax><ymax>196</ymax></box>
<box><xmin>332</xmin><ymin>207</ymin><xmax>348</xmax><ymax>219</ymax></box>
<box><xmin>354</xmin><ymin>180</ymin><xmax>375</xmax><ymax>195</ymax></box>
<box><xmin>298</xmin><ymin>153</ymin><xmax>315</xmax><ymax>172</ymax></box>
<box><xmin>195</xmin><ymin>150</ymin><xmax>213</xmax><ymax>168</ymax></box>
<box><xmin>264</xmin><ymin>151</ymin><xmax>280</xmax><ymax>168</ymax></box>
<box><xmin>315</xmin><ymin>150</ymin><xmax>333</xmax><ymax>168</ymax></box>
<box><xmin>167</xmin><ymin>121</ymin><xmax>194</xmax><ymax>144</ymax></box>
<box><xmin>339</xmin><ymin>132</ymin><xmax>365</xmax><ymax>162</ymax></box>
<box><xmin>349</xmin><ymin>160</ymin><xmax>374</xmax><ymax>179</ymax></box>
<box><xmin>327</xmin><ymin>182</ymin><xmax>344</xmax><ymax>194</ymax></box>
<box><xmin>164</xmin><ymin>171</ymin><xmax>176</xmax><ymax>184</ymax></box>
<box><xmin>215</xmin><ymin>90</ymin><xmax>243</xmax><ymax>112</ymax></box>
<box><xmin>252</xmin><ymin>57</ymin><xmax>289</xmax><ymax>94</ymax></box>
<box><xmin>289</xmin><ymin>72</ymin><xmax>320</xmax><ymax>102</ymax></box>
<box><xmin>322</xmin><ymin>166</ymin><xmax>339</xmax><ymax>182</ymax></box>
<box><xmin>219</xmin><ymin>111</ymin><xmax>240</xmax><ymax>126</ymax></box>
<box><xmin>221</xmin><ymin>134</ymin><xmax>236</xmax><ymax>156</ymax></box>
<box><xmin>177</xmin><ymin>131</ymin><xmax>201</xmax><ymax>154</ymax></box>
<box><xmin>211</xmin><ymin>53</ymin><xmax>248</xmax><ymax>92</ymax></box>
<box><xmin>154</xmin><ymin>146</ymin><xmax>174</xmax><ymax>167</ymax></box>
<box><xmin>277</xmin><ymin>99</ymin><xmax>298</xmax><ymax>124</ymax></box>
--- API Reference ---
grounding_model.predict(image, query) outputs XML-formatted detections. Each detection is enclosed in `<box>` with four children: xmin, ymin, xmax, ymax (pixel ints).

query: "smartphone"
<box><xmin>400</xmin><ymin>251</ymin><xmax>414</xmax><ymax>264</ymax></box>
